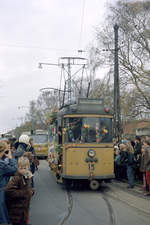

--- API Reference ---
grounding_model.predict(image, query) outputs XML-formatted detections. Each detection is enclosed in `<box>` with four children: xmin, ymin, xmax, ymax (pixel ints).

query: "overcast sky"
<box><xmin>0</xmin><ymin>0</ymin><xmax>117</xmax><ymax>133</ymax></box>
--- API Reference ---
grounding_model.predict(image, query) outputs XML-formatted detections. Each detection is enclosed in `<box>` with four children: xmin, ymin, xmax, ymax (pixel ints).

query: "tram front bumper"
<box><xmin>62</xmin><ymin>174</ymin><xmax>115</xmax><ymax>180</ymax></box>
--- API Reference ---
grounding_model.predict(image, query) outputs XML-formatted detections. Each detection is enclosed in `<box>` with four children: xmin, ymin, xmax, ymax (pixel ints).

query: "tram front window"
<box><xmin>64</xmin><ymin>117</ymin><xmax>112</xmax><ymax>143</ymax></box>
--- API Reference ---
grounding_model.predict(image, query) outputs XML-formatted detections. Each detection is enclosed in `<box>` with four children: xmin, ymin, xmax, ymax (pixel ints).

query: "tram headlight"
<box><xmin>88</xmin><ymin>149</ymin><xmax>96</xmax><ymax>158</ymax></box>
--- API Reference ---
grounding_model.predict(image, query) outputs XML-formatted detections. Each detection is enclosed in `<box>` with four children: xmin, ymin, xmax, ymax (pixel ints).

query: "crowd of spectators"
<box><xmin>114</xmin><ymin>136</ymin><xmax>150</xmax><ymax>195</ymax></box>
<box><xmin>0</xmin><ymin>135</ymin><xmax>39</xmax><ymax>225</ymax></box>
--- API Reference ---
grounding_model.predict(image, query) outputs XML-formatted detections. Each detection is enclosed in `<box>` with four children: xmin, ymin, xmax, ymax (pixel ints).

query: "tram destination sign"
<box><xmin>78</xmin><ymin>98</ymin><xmax>104</xmax><ymax>106</ymax></box>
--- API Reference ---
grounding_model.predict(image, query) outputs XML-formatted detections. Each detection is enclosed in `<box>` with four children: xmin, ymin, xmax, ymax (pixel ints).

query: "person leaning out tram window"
<box><xmin>0</xmin><ymin>141</ymin><xmax>17</xmax><ymax>224</ymax></box>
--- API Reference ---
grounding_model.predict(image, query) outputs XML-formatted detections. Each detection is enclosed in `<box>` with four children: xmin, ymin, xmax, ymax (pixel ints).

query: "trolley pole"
<box><xmin>114</xmin><ymin>24</ymin><xmax>121</xmax><ymax>143</ymax></box>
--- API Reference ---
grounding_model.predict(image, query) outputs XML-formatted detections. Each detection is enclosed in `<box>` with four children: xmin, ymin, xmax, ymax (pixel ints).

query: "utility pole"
<box><xmin>114</xmin><ymin>24</ymin><xmax>121</xmax><ymax>142</ymax></box>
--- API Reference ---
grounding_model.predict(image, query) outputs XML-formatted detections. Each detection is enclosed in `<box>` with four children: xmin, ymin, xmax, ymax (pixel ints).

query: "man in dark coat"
<box><xmin>134</xmin><ymin>136</ymin><xmax>142</xmax><ymax>156</ymax></box>
<box><xmin>4</xmin><ymin>156</ymin><xmax>33</xmax><ymax>225</ymax></box>
<box><xmin>119</xmin><ymin>144</ymin><xmax>128</xmax><ymax>179</ymax></box>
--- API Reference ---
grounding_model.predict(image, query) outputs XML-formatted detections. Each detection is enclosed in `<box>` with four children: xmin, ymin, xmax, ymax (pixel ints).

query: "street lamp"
<box><xmin>38</xmin><ymin>62</ymin><xmax>59</xmax><ymax>69</ymax></box>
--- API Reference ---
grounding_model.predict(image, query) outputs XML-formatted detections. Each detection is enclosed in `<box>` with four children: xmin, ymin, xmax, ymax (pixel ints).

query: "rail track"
<box><xmin>59</xmin><ymin>189</ymin><xmax>73</xmax><ymax>225</ymax></box>
<box><xmin>59</xmin><ymin>186</ymin><xmax>116</xmax><ymax>225</ymax></box>
<box><xmin>102</xmin><ymin>193</ymin><xmax>116</xmax><ymax>225</ymax></box>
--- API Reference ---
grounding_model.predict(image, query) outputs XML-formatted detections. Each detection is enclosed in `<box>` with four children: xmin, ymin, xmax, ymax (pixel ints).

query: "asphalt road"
<box><xmin>30</xmin><ymin>160</ymin><xmax>150</xmax><ymax>225</ymax></box>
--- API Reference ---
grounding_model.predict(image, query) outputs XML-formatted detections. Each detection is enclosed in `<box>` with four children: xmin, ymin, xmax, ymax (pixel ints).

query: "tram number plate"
<box><xmin>89</xmin><ymin>164</ymin><xmax>95</xmax><ymax>171</ymax></box>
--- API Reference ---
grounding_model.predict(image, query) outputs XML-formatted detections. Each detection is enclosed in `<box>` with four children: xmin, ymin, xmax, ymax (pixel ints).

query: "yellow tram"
<box><xmin>48</xmin><ymin>98</ymin><xmax>114</xmax><ymax>190</ymax></box>
<box><xmin>31</xmin><ymin>130</ymin><xmax>48</xmax><ymax>158</ymax></box>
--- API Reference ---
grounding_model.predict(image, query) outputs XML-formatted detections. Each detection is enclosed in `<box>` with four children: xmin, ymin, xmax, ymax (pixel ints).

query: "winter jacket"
<box><xmin>126</xmin><ymin>152</ymin><xmax>136</xmax><ymax>167</ymax></box>
<box><xmin>14</xmin><ymin>143</ymin><xmax>28</xmax><ymax>159</ymax></box>
<box><xmin>0</xmin><ymin>158</ymin><xmax>17</xmax><ymax>189</ymax></box>
<box><xmin>114</xmin><ymin>155</ymin><xmax>121</xmax><ymax>165</ymax></box>
<box><xmin>29</xmin><ymin>145</ymin><xmax>36</xmax><ymax>156</ymax></box>
<box><xmin>120</xmin><ymin>151</ymin><xmax>128</xmax><ymax>166</ymax></box>
<box><xmin>0</xmin><ymin>158</ymin><xmax>17</xmax><ymax>224</ymax></box>
<box><xmin>4</xmin><ymin>171</ymin><xmax>32</xmax><ymax>225</ymax></box>
<box><xmin>134</xmin><ymin>142</ymin><xmax>142</xmax><ymax>156</ymax></box>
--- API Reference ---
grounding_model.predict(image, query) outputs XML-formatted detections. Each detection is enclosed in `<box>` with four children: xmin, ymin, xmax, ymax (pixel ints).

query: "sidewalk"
<box><xmin>112</xmin><ymin>179</ymin><xmax>145</xmax><ymax>195</ymax></box>
<box><xmin>105</xmin><ymin>180</ymin><xmax>150</xmax><ymax>215</ymax></box>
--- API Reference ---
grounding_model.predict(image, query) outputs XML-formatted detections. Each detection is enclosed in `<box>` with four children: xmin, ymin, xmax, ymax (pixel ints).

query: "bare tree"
<box><xmin>25</xmin><ymin>91</ymin><xmax>59</xmax><ymax>129</ymax></box>
<box><xmin>89</xmin><ymin>0</ymin><xmax>150</xmax><ymax>118</ymax></box>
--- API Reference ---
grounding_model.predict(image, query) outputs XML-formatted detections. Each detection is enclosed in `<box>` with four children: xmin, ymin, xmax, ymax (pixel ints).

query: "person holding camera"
<box><xmin>0</xmin><ymin>141</ymin><xmax>17</xmax><ymax>224</ymax></box>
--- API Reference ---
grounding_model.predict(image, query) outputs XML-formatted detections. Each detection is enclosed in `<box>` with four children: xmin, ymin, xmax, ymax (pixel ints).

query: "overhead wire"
<box><xmin>0</xmin><ymin>44</ymin><xmax>78</xmax><ymax>52</ymax></box>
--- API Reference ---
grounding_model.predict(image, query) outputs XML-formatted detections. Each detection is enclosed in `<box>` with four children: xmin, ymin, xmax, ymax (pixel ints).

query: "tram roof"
<box><xmin>58</xmin><ymin>98</ymin><xmax>113</xmax><ymax>116</ymax></box>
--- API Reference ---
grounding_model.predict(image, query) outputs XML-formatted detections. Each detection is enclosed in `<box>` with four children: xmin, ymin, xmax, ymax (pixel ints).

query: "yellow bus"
<box><xmin>49</xmin><ymin>98</ymin><xmax>114</xmax><ymax>190</ymax></box>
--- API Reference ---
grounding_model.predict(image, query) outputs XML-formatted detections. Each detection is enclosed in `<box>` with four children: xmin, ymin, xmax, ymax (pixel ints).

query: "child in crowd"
<box><xmin>4</xmin><ymin>156</ymin><xmax>33</xmax><ymax>225</ymax></box>
<box><xmin>23</xmin><ymin>151</ymin><xmax>35</xmax><ymax>189</ymax></box>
